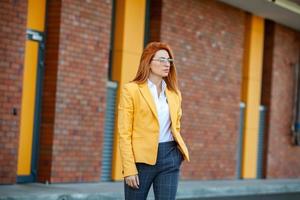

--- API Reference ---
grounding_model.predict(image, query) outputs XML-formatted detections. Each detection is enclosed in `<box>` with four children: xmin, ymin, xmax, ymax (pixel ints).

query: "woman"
<box><xmin>118</xmin><ymin>42</ymin><xmax>190</xmax><ymax>200</ymax></box>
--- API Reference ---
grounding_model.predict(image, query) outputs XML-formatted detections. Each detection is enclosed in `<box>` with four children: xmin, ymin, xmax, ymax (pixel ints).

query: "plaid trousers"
<box><xmin>124</xmin><ymin>141</ymin><xmax>183</xmax><ymax>200</ymax></box>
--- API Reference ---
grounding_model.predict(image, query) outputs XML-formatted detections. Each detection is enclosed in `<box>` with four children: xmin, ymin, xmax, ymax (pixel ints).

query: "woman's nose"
<box><xmin>164</xmin><ymin>61</ymin><xmax>171</xmax><ymax>67</ymax></box>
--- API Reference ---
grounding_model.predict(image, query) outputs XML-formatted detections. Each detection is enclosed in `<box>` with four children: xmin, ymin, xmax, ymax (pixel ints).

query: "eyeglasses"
<box><xmin>152</xmin><ymin>57</ymin><xmax>174</xmax><ymax>64</ymax></box>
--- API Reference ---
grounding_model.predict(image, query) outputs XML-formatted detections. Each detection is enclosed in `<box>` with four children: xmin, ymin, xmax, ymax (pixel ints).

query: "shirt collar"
<box><xmin>147</xmin><ymin>79</ymin><xmax>167</xmax><ymax>93</ymax></box>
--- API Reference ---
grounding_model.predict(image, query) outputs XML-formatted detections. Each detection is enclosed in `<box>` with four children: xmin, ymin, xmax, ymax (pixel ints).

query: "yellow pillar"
<box><xmin>17</xmin><ymin>0</ymin><xmax>46</xmax><ymax>176</ymax></box>
<box><xmin>111</xmin><ymin>0</ymin><xmax>146</xmax><ymax>180</ymax></box>
<box><xmin>241</xmin><ymin>15</ymin><xmax>264</xmax><ymax>178</ymax></box>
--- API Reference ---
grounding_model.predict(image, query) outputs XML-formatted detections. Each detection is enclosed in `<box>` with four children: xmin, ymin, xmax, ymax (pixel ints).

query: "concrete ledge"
<box><xmin>0</xmin><ymin>179</ymin><xmax>300</xmax><ymax>200</ymax></box>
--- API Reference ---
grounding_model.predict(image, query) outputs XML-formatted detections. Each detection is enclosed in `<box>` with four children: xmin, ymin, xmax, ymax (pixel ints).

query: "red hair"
<box><xmin>132</xmin><ymin>42</ymin><xmax>179</xmax><ymax>93</ymax></box>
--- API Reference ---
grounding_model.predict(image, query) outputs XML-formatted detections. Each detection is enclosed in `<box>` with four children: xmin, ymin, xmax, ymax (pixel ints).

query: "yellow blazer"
<box><xmin>118</xmin><ymin>82</ymin><xmax>190</xmax><ymax>177</ymax></box>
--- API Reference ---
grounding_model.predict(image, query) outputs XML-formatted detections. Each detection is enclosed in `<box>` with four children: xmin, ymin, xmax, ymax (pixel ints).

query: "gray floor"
<box><xmin>0</xmin><ymin>179</ymin><xmax>300</xmax><ymax>200</ymax></box>
<box><xmin>186</xmin><ymin>193</ymin><xmax>300</xmax><ymax>200</ymax></box>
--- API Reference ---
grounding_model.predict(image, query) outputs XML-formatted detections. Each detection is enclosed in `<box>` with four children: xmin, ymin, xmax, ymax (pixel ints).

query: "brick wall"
<box><xmin>2</xmin><ymin>0</ymin><xmax>299</xmax><ymax>185</ymax></box>
<box><xmin>150</xmin><ymin>0</ymin><xmax>245</xmax><ymax>179</ymax></box>
<box><xmin>0</xmin><ymin>1</ymin><xmax>27</xmax><ymax>184</ymax></box>
<box><xmin>38</xmin><ymin>0</ymin><xmax>112</xmax><ymax>183</ymax></box>
<box><xmin>37</xmin><ymin>0</ymin><xmax>61</xmax><ymax>183</ymax></box>
<box><xmin>265</xmin><ymin>24</ymin><xmax>300</xmax><ymax>178</ymax></box>
<box><xmin>149</xmin><ymin>0</ymin><xmax>162</xmax><ymax>42</ymax></box>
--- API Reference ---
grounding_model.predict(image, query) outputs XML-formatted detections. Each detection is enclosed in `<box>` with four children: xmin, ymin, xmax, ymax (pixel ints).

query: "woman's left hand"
<box><xmin>125</xmin><ymin>174</ymin><xmax>140</xmax><ymax>189</ymax></box>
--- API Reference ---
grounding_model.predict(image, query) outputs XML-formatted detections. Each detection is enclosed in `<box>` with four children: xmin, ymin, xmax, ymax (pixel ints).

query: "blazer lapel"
<box><xmin>138</xmin><ymin>83</ymin><xmax>159</xmax><ymax>120</ymax></box>
<box><xmin>165</xmin><ymin>88</ymin><xmax>176</xmax><ymax>128</ymax></box>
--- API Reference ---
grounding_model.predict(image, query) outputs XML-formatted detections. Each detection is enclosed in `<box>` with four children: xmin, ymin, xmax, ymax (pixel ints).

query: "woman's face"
<box><xmin>149</xmin><ymin>50</ymin><xmax>171</xmax><ymax>78</ymax></box>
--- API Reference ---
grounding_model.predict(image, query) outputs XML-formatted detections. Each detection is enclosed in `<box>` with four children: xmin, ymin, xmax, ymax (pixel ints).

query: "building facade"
<box><xmin>0</xmin><ymin>0</ymin><xmax>300</xmax><ymax>184</ymax></box>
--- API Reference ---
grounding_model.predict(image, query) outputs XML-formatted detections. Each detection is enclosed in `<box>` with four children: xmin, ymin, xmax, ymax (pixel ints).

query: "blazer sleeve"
<box><xmin>118</xmin><ymin>84</ymin><xmax>138</xmax><ymax>177</ymax></box>
<box><xmin>176</xmin><ymin>91</ymin><xmax>182</xmax><ymax>134</ymax></box>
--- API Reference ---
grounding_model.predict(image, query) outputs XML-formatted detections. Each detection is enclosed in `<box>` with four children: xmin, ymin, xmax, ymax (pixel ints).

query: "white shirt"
<box><xmin>147</xmin><ymin>79</ymin><xmax>174</xmax><ymax>143</ymax></box>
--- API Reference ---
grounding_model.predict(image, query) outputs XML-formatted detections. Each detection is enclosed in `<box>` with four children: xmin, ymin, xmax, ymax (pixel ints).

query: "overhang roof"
<box><xmin>220</xmin><ymin>0</ymin><xmax>300</xmax><ymax>31</ymax></box>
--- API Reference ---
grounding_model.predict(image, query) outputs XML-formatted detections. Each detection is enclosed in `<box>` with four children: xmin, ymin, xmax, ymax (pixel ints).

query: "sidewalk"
<box><xmin>0</xmin><ymin>179</ymin><xmax>300</xmax><ymax>200</ymax></box>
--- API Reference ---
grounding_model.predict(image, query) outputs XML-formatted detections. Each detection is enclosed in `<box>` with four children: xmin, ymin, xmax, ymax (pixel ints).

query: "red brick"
<box><xmin>38</xmin><ymin>0</ymin><xmax>112</xmax><ymax>183</ymax></box>
<box><xmin>263</xmin><ymin>23</ymin><xmax>300</xmax><ymax>178</ymax></box>
<box><xmin>0</xmin><ymin>0</ymin><xmax>27</xmax><ymax>184</ymax></box>
<box><xmin>149</xmin><ymin>0</ymin><xmax>245</xmax><ymax>180</ymax></box>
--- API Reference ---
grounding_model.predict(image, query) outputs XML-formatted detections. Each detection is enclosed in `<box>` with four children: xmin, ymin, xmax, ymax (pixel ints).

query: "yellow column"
<box><xmin>241</xmin><ymin>15</ymin><xmax>264</xmax><ymax>178</ymax></box>
<box><xmin>111</xmin><ymin>0</ymin><xmax>146</xmax><ymax>180</ymax></box>
<box><xmin>17</xmin><ymin>0</ymin><xmax>46</xmax><ymax>176</ymax></box>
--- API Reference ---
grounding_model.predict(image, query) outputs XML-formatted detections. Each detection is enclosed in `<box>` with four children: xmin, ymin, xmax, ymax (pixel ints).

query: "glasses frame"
<box><xmin>152</xmin><ymin>57</ymin><xmax>174</xmax><ymax>64</ymax></box>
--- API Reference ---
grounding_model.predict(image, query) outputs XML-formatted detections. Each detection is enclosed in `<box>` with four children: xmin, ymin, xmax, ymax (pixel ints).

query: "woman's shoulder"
<box><xmin>167</xmin><ymin>87</ymin><xmax>182</xmax><ymax>100</ymax></box>
<box><xmin>121</xmin><ymin>82</ymin><xmax>140</xmax><ymax>94</ymax></box>
<box><xmin>123</xmin><ymin>81</ymin><xmax>138</xmax><ymax>89</ymax></box>
<box><xmin>177</xmin><ymin>90</ymin><xmax>182</xmax><ymax>101</ymax></box>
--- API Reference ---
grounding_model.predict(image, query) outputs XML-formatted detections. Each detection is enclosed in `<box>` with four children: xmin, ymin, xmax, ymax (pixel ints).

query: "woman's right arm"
<box><xmin>118</xmin><ymin>85</ymin><xmax>138</xmax><ymax>178</ymax></box>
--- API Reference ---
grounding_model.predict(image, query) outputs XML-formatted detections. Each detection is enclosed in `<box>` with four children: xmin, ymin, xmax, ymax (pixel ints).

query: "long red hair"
<box><xmin>132</xmin><ymin>42</ymin><xmax>179</xmax><ymax>93</ymax></box>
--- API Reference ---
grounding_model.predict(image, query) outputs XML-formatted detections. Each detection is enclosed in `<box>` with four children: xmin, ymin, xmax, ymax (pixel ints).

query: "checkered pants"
<box><xmin>124</xmin><ymin>141</ymin><xmax>183</xmax><ymax>200</ymax></box>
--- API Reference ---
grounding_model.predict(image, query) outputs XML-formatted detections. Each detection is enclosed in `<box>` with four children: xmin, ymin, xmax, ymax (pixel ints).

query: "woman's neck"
<box><xmin>148</xmin><ymin>73</ymin><xmax>163</xmax><ymax>94</ymax></box>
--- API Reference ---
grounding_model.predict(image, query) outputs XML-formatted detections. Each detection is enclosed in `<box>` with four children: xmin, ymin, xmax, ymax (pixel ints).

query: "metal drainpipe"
<box><xmin>237</xmin><ymin>102</ymin><xmax>245</xmax><ymax>179</ymax></box>
<box><xmin>292</xmin><ymin>57</ymin><xmax>300</xmax><ymax>146</ymax></box>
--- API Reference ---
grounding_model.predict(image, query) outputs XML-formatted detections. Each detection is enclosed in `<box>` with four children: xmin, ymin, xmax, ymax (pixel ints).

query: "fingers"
<box><xmin>128</xmin><ymin>177</ymin><xmax>135</xmax><ymax>188</ymax></box>
<box><xmin>125</xmin><ymin>175</ymin><xmax>139</xmax><ymax>189</ymax></box>
<box><xmin>133</xmin><ymin>175</ymin><xmax>139</xmax><ymax>189</ymax></box>
<box><xmin>136</xmin><ymin>175</ymin><xmax>140</xmax><ymax>187</ymax></box>
<box><xmin>125</xmin><ymin>178</ymin><xmax>130</xmax><ymax>187</ymax></box>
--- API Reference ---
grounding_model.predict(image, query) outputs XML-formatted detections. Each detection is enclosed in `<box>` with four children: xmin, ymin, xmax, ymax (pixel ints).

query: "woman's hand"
<box><xmin>125</xmin><ymin>174</ymin><xmax>139</xmax><ymax>189</ymax></box>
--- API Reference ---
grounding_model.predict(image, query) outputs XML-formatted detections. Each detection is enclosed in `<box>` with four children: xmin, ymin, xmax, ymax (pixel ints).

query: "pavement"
<box><xmin>0</xmin><ymin>179</ymin><xmax>300</xmax><ymax>200</ymax></box>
